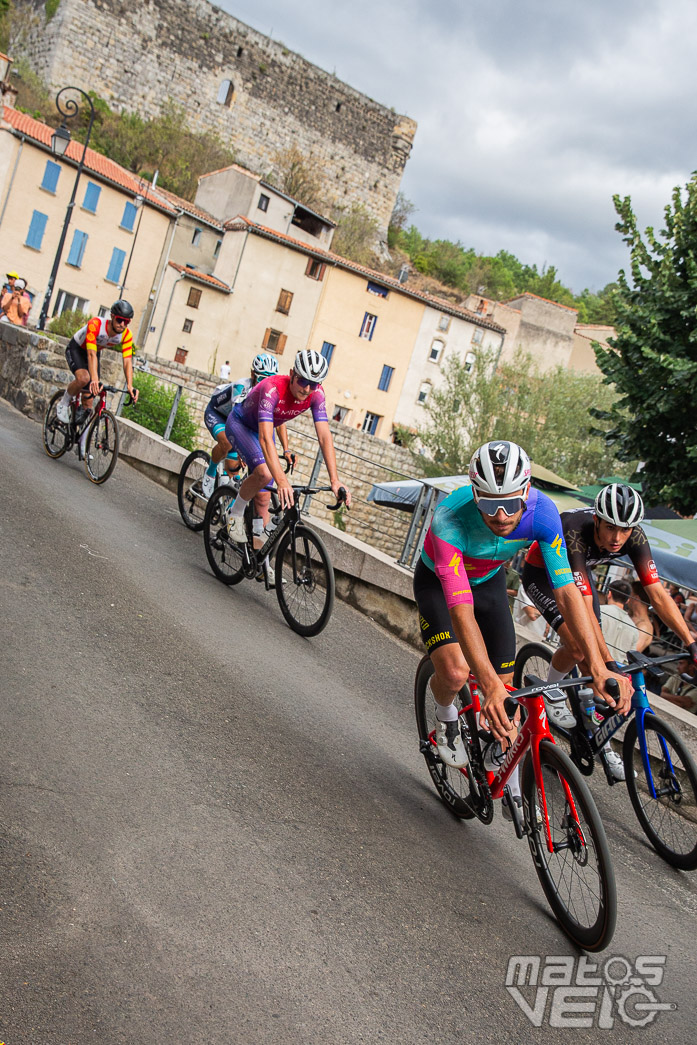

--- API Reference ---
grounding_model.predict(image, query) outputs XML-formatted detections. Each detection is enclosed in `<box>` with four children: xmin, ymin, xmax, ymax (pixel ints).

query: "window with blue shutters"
<box><xmin>362</xmin><ymin>411</ymin><xmax>381</xmax><ymax>436</ymax></box>
<box><xmin>25</xmin><ymin>210</ymin><xmax>48</xmax><ymax>250</ymax></box>
<box><xmin>120</xmin><ymin>201</ymin><xmax>138</xmax><ymax>231</ymax></box>
<box><xmin>82</xmin><ymin>181</ymin><xmax>101</xmax><ymax>213</ymax></box>
<box><xmin>106</xmin><ymin>247</ymin><xmax>127</xmax><ymax>284</ymax></box>
<box><xmin>41</xmin><ymin>160</ymin><xmax>61</xmax><ymax>193</ymax></box>
<box><xmin>378</xmin><ymin>364</ymin><xmax>394</xmax><ymax>391</ymax></box>
<box><xmin>320</xmin><ymin>341</ymin><xmax>335</xmax><ymax>364</ymax></box>
<box><xmin>67</xmin><ymin>229</ymin><xmax>88</xmax><ymax>267</ymax></box>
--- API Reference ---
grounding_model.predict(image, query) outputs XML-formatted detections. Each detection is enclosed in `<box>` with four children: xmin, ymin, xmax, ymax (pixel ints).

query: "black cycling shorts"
<box><xmin>521</xmin><ymin>561</ymin><xmax>600</xmax><ymax>633</ymax></box>
<box><xmin>413</xmin><ymin>558</ymin><xmax>516</xmax><ymax>674</ymax></box>
<box><xmin>65</xmin><ymin>338</ymin><xmax>100</xmax><ymax>378</ymax></box>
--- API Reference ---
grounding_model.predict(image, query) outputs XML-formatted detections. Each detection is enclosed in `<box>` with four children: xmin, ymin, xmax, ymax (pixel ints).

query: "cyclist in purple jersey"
<box><xmin>224</xmin><ymin>349</ymin><xmax>352</xmax><ymax>542</ymax></box>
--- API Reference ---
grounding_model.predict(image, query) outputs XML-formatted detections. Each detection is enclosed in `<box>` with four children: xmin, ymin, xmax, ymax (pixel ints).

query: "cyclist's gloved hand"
<box><xmin>689</xmin><ymin>641</ymin><xmax>697</xmax><ymax>667</ymax></box>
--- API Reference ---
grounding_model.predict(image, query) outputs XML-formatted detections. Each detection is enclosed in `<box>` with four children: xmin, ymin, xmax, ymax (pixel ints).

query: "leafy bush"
<box><xmin>48</xmin><ymin>309</ymin><xmax>91</xmax><ymax>338</ymax></box>
<box><xmin>121</xmin><ymin>371</ymin><xmax>198</xmax><ymax>451</ymax></box>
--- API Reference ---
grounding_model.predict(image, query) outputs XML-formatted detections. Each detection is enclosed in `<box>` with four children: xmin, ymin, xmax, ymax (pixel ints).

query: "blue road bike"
<box><xmin>514</xmin><ymin>646</ymin><xmax>697</xmax><ymax>870</ymax></box>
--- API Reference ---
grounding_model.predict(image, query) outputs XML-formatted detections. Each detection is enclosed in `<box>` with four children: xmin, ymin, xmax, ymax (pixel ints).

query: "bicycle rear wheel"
<box><xmin>414</xmin><ymin>655</ymin><xmax>476</xmax><ymax>819</ymax></box>
<box><xmin>623</xmin><ymin>714</ymin><xmax>697</xmax><ymax>870</ymax></box>
<box><xmin>522</xmin><ymin>739</ymin><xmax>616</xmax><ymax>951</ymax></box>
<box><xmin>178</xmin><ymin>449</ymin><xmax>211</xmax><ymax>530</ymax></box>
<box><xmin>84</xmin><ymin>409</ymin><xmax>120</xmax><ymax>484</ymax></box>
<box><xmin>43</xmin><ymin>392</ymin><xmax>69</xmax><ymax>459</ymax></box>
<box><xmin>274</xmin><ymin>524</ymin><xmax>334</xmax><ymax>636</ymax></box>
<box><xmin>203</xmin><ymin>485</ymin><xmax>246</xmax><ymax>585</ymax></box>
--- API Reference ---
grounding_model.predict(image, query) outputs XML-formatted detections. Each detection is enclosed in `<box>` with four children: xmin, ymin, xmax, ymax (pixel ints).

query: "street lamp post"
<box><xmin>38</xmin><ymin>86</ymin><xmax>96</xmax><ymax>331</ymax></box>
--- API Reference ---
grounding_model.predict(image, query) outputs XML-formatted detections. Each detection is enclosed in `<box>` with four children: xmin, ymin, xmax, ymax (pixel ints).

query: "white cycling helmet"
<box><xmin>294</xmin><ymin>349</ymin><xmax>328</xmax><ymax>383</ymax></box>
<box><xmin>252</xmin><ymin>352</ymin><xmax>279</xmax><ymax>377</ymax></box>
<box><xmin>469</xmin><ymin>440</ymin><xmax>532</xmax><ymax>496</ymax></box>
<box><xmin>594</xmin><ymin>483</ymin><xmax>644</xmax><ymax>528</ymax></box>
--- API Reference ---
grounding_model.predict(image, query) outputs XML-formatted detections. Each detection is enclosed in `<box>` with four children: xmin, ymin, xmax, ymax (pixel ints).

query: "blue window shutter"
<box><xmin>25</xmin><ymin>210</ymin><xmax>48</xmax><ymax>249</ymax></box>
<box><xmin>67</xmin><ymin>229</ymin><xmax>88</xmax><ymax>267</ymax></box>
<box><xmin>121</xmin><ymin>201</ymin><xmax>137</xmax><ymax>231</ymax></box>
<box><xmin>41</xmin><ymin>160</ymin><xmax>61</xmax><ymax>193</ymax></box>
<box><xmin>378</xmin><ymin>364</ymin><xmax>394</xmax><ymax>391</ymax></box>
<box><xmin>83</xmin><ymin>181</ymin><xmax>101</xmax><ymax>213</ymax></box>
<box><xmin>321</xmin><ymin>341</ymin><xmax>335</xmax><ymax>363</ymax></box>
<box><xmin>106</xmin><ymin>247</ymin><xmax>127</xmax><ymax>283</ymax></box>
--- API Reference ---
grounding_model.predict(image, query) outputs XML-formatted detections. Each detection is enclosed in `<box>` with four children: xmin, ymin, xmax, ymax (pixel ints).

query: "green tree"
<box><xmin>47</xmin><ymin>309</ymin><xmax>90</xmax><ymax>338</ymax></box>
<box><xmin>594</xmin><ymin>184</ymin><xmax>697</xmax><ymax>514</ymax></box>
<box><xmin>121</xmin><ymin>372</ymin><xmax>198</xmax><ymax>451</ymax></box>
<box><xmin>416</xmin><ymin>351</ymin><xmax>627</xmax><ymax>486</ymax></box>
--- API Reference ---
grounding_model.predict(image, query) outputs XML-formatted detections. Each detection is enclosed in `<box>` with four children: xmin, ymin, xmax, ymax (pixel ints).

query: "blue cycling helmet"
<box><xmin>252</xmin><ymin>352</ymin><xmax>279</xmax><ymax>377</ymax></box>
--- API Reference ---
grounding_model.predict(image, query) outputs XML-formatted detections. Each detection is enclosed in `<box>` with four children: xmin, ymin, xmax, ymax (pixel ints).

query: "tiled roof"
<box><xmin>169</xmin><ymin>262</ymin><xmax>231</xmax><ymax>292</ymax></box>
<box><xmin>2</xmin><ymin>105</ymin><xmax>178</xmax><ymax>215</ymax></box>
<box><xmin>224</xmin><ymin>217</ymin><xmax>506</xmax><ymax>332</ymax></box>
<box><xmin>155</xmin><ymin>186</ymin><xmax>223</xmax><ymax>229</ymax></box>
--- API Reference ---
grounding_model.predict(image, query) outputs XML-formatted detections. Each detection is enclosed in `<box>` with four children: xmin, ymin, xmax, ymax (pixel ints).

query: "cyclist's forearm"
<box><xmin>122</xmin><ymin>357</ymin><xmax>134</xmax><ymax>391</ymax></box>
<box><xmin>556</xmin><ymin>583</ymin><xmax>605</xmax><ymax>673</ymax></box>
<box><xmin>87</xmin><ymin>350</ymin><xmax>99</xmax><ymax>385</ymax></box>
<box><xmin>277</xmin><ymin>422</ymin><xmax>290</xmax><ymax>455</ymax></box>
<box><xmin>587</xmin><ymin>595</ymin><xmax>612</xmax><ymax>662</ymax></box>
<box><xmin>316</xmin><ymin>424</ymin><xmax>339</xmax><ymax>484</ymax></box>
<box><xmin>646</xmin><ymin>582</ymin><xmax>694</xmax><ymax>646</ymax></box>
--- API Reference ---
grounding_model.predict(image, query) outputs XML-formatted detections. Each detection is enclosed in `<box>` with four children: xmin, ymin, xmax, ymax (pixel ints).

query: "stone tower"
<box><xmin>11</xmin><ymin>0</ymin><xmax>417</xmax><ymax>235</ymax></box>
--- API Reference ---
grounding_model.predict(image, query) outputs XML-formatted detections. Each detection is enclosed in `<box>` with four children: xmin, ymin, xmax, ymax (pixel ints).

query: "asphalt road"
<box><xmin>0</xmin><ymin>397</ymin><xmax>694</xmax><ymax>1044</ymax></box>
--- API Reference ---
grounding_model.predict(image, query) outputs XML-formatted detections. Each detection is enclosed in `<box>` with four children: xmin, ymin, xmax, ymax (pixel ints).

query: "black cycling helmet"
<box><xmin>111</xmin><ymin>299</ymin><xmax>134</xmax><ymax>320</ymax></box>
<box><xmin>594</xmin><ymin>483</ymin><xmax>645</xmax><ymax>528</ymax></box>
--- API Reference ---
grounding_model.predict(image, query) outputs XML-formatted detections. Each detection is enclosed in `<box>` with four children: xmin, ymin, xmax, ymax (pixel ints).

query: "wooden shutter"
<box><xmin>277</xmin><ymin>334</ymin><xmax>287</xmax><ymax>355</ymax></box>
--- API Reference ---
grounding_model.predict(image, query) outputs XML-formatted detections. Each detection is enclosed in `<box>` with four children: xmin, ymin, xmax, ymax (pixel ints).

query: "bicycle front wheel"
<box><xmin>178</xmin><ymin>449</ymin><xmax>211</xmax><ymax>530</ymax></box>
<box><xmin>513</xmin><ymin>642</ymin><xmax>552</xmax><ymax>688</ymax></box>
<box><xmin>84</xmin><ymin>409</ymin><xmax>120</xmax><ymax>484</ymax></box>
<box><xmin>522</xmin><ymin>740</ymin><xmax>616</xmax><ymax>951</ymax></box>
<box><xmin>623</xmin><ymin>715</ymin><xmax>697</xmax><ymax>870</ymax></box>
<box><xmin>203</xmin><ymin>485</ymin><xmax>246</xmax><ymax>585</ymax></box>
<box><xmin>43</xmin><ymin>392</ymin><xmax>69</xmax><ymax>459</ymax></box>
<box><xmin>275</xmin><ymin>524</ymin><xmax>334</xmax><ymax>636</ymax></box>
<box><xmin>414</xmin><ymin>655</ymin><xmax>475</xmax><ymax>819</ymax></box>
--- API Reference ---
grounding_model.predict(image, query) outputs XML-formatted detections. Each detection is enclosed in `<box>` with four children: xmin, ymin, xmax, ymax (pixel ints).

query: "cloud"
<box><xmin>219</xmin><ymin>0</ymin><xmax>697</xmax><ymax>291</ymax></box>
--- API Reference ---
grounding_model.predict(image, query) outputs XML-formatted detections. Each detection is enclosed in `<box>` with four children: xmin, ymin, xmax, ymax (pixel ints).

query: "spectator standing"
<box><xmin>600</xmin><ymin>579</ymin><xmax>640</xmax><ymax>661</ymax></box>
<box><xmin>0</xmin><ymin>278</ymin><xmax>30</xmax><ymax>325</ymax></box>
<box><xmin>220</xmin><ymin>359</ymin><xmax>231</xmax><ymax>382</ymax></box>
<box><xmin>2</xmin><ymin>270</ymin><xmax>19</xmax><ymax>294</ymax></box>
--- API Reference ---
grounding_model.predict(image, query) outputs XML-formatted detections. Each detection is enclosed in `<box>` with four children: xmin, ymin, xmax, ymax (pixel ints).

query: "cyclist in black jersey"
<box><xmin>522</xmin><ymin>483</ymin><xmax>697</xmax><ymax>776</ymax></box>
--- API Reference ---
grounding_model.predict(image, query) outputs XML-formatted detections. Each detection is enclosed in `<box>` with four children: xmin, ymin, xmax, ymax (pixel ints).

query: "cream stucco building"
<box><xmin>0</xmin><ymin>102</ymin><xmax>175</xmax><ymax>328</ymax></box>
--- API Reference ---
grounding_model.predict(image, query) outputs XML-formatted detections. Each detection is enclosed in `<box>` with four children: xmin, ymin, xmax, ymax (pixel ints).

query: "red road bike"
<box><xmin>415</xmin><ymin>656</ymin><xmax>617</xmax><ymax>950</ymax></box>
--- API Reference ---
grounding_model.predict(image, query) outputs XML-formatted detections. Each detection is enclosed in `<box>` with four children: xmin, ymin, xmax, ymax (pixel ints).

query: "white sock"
<box><xmin>61</xmin><ymin>390</ymin><xmax>71</xmax><ymax>405</ymax></box>
<box><xmin>229</xmin><ymin>494</ymin><xmax>249</xmax><ymax>519</ymax></box>
<box><xmin>546</xmin><ymin>664</ymin><xmax>569</xmax><ymax>684</ymax></box>
<box><xmin>252</xmin><ymin>517</ymin><xmax>264</xmax><ymax>536</ymax></box>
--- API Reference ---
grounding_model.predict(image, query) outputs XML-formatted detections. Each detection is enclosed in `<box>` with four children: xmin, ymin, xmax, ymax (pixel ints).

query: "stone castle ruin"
<box><xmin>11</xmin><ymin>0</ymin><xmax>416</xmax><ymax>235</ymax></box>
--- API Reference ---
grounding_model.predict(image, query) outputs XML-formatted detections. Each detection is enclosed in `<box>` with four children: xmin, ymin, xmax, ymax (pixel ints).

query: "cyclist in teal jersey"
<box><xmin>414</xmin><ymin>441</ymin><xmax>632</xmax><ymax>797</ymax></box>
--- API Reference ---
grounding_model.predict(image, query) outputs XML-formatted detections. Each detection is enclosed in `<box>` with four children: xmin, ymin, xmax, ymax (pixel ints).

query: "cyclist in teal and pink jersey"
<box><xmin>224</xmin><ymin>349</ymin><xmax>352</xmax><ymax>542</ymax></box>
<box><xmin>413</xmin><ymin>441</ymin><xmax>632</xmax><ymax>812</ymax></box>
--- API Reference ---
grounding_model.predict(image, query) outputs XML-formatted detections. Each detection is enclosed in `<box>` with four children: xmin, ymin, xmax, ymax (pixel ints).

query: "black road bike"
<box><xmin>514</xmin><ymin>644</ymin><xmax>697</xmax><ymax>870</ymax></box>
<box><xmin>203</xmin><ymin>480</ymin><xmax>347</xmax><ymax>636</ymax></box>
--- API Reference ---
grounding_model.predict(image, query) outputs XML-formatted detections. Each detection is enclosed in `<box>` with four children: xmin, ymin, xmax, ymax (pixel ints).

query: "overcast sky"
<box><xmin>218</xmin><ymin>0</ymin><xmax>696</xmax><ymax>294</ymax></box>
